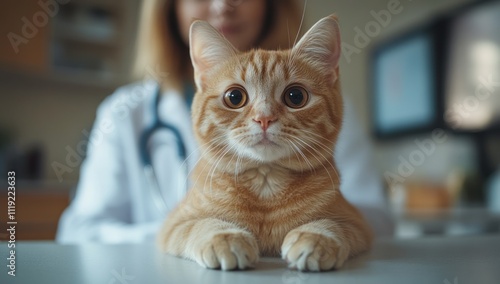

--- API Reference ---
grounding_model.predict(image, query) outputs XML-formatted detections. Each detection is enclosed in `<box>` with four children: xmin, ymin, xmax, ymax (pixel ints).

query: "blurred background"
<box><xmin>0</xmin><ymin>0</ymin><xmax>499</xmax><ymax>240</ymax></box>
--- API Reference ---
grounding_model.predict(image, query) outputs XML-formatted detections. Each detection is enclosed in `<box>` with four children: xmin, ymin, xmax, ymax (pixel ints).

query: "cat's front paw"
<box><xmin>281</xmin><ymin>231</ymin><xmax>349</xmax><ymax>271</ymax></box>
<box><xmin>194</xmin><ymin>232</ymin><xmax>259</xmax><ymax>270</ymax></box>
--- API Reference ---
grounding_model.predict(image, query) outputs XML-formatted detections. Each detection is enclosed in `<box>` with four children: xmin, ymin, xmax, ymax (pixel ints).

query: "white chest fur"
<box><xmin>241</xmin><ymin>165</ymin><xmax>289</xmax><ymax>199</ymax></box>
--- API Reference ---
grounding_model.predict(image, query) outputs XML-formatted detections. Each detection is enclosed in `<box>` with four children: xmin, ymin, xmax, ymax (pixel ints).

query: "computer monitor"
<box><xmin>372</xmin><ymin>31</ymin><xmax>436</xmax><ymax>137</ymax></box>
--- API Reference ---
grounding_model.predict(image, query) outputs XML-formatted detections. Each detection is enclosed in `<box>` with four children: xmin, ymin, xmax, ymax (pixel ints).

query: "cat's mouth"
<box><xmin>237</xmin><ymin>134</ymin><xmax>287</xmax><ymax>162</ymax></box>
<box><xmin>251</xmin><ymin>132</ymin><xmax>282</xmax><ymax>150</ymax></box>
<box><xmin>255</xmin><ymin>137</ymin><xmax>278</xmax><ymax>147</ymax></box>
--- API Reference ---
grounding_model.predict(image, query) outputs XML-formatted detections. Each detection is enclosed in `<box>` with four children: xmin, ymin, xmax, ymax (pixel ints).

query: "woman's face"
<box><xmin>176</xmin><ymin>0</ymin><xmax>267</xmax><ymax>51</ymax></box>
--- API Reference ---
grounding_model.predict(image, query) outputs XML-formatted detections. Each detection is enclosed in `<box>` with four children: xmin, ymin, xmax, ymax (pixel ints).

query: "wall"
<box><xmin>0</xmin><ymin>75</ymin><xmax>112</xmax><ymax>183</ymax></box>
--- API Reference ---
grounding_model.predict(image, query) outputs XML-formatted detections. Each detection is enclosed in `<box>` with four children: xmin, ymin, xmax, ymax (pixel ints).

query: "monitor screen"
<box><xmin>372</xmin><ymin>33</ymin><xmax>436</xmax><ymax>136</ymax></box>
<box><xmin>445</xmin><ymin>0</ymin><xmax>500</xmax><ymax>131</ymax></box>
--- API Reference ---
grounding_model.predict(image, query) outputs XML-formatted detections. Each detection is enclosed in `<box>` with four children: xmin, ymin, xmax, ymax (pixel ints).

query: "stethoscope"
<box><xmin>139</xmin><ymin>82</ymin><xmax>193</xmax><ymax>214</ymax></box>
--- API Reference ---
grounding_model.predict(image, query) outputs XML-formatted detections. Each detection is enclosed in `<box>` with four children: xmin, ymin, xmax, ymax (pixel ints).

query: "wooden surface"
<box><xmin>0</xmin><ymin>189</ymin><xmax>69</xmax><ymax>240</ymax></box>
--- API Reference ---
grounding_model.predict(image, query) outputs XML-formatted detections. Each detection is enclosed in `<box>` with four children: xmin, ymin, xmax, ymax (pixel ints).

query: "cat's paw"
<box><xmin>194</xmin><ymin>232</ymin><xmax>259</xmax><ymax>270</ymax></box>
<box><xmin>281</xmin><ymin>231</ymin><xmax>349</xmax><ymax>271</ymax></box>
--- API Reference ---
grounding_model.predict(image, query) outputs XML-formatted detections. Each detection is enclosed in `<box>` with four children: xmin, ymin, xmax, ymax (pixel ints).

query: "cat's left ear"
<box><xmin>292</xmin><ymin>14</ymin><xmax>342</xmax><ymax>80</ymax></box>
<box><xmin>190</xmin><ymin>20</ymin><xmax>238</xmax><ymax>89</ymax></box>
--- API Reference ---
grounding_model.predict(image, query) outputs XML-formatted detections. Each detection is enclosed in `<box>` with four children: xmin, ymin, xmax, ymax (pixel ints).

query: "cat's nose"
<box><xmin>253</xmin><ymin>115</ymin><xmax>277</xmax><ymax>131</ymax></box>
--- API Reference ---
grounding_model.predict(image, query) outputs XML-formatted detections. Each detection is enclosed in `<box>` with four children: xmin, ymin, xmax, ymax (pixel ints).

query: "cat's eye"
<box><xmin>223</xmin><ymin>87</ymin><xmax>248</xmax><ymax>109</ymax></box>
<box><xmin>283</xmin><ymin>86</ymin><xmax>309</xmax><ymax>109</ymax></box>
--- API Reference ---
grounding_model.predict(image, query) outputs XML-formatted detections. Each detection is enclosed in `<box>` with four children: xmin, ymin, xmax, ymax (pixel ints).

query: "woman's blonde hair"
<box><xmin>133</xmin><ymin>0</ymin><xmax>303</xmax><ymax>91</ymax></box>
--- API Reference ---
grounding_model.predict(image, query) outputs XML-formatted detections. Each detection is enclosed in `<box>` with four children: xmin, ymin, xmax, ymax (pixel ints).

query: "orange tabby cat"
<box><xmin>158</xmin><ymin>14</ymin><xmax>372</xmax><ymax>271</ymax></box>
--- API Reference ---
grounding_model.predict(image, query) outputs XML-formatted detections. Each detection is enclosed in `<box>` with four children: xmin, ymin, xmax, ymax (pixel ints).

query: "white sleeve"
<box><xmin>56</xmin><ymin>94</ymin><xmax>162</xmax><ymax>244</ymax></box>
<box><xmin>335</xmin><ymin>99</ymin><xmax>394</xmax><ymax>237</ymax></box>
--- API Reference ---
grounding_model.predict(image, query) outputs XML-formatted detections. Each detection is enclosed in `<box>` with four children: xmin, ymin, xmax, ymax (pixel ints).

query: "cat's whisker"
<box><xmin>235</xmin><ymin>151</ymin><xmax>243</xmax><ymax>184</ymax></box>
<box><xmin>287</xmin><ymin>0</ymin><xmax>308</xmax><ymax>71</ymax></box>
<box><xmin>298</xmin><ymin>134</ymin><xmax>342</xmax><ymax>183</ymax></box>
<box><xmin>300</xmin><ymin>129</ymin><xmax>337</xmax><ymax>144</ymax></box>
<box><xmin>183</xmin><ymin>135</ymin><xmax>227</xmax><ymax>192</ymax></box>
<box><xmin>296</xmin><ymin>134</ymin><xmax>334</xmax><ymax>156</ymax></box>
<box><xmin>294</xmin><ymin>131</ymin><xmax>343</xmax><ymax>184</ymax></box>
<box><xmin>228</xmin><ymin>136</ymin><xmax>247</xmax><ymax>185</ymax></box>
<box><xmin>181</xmin><ymin>135</ymin><xmax>224</xmax><ymax>173</ymax></box>
<box><xmin>198</xmin><ymin>141</ymin><xmax>230</xmax><ymax>193</ymax></box>
<box><xmin>288</xmin><ymin>135</ymin><xmax>338</xmax><ymax>192</ymax></box>
<box><xmin>286</xmin><ymin>137</ymin><xmax>315</xmax><ymax>173</ymax></box>
<box><xmin>287</xmin><ymin>139</ymin><xmax>292</xmax><ymax>169</ymax></box>
<box><xmin>286</xmin><ymin>19</ymin><xmax>291</xmax><ymax>48</ymax></box>
<box><xmin>189</xmin><ymin>134</ymin><xmax>226</xmax><ymax>164</ymax></box>
<box><xmin>214</xmin><ymin>141</ymin><xmax>241</xmax><ymax>189</ymax></box>
<box><xmin>293</xmin><ymin>0</ymin><xmax>308</xmax><ymax>48</ymax></box>
<box><xmin>195</xmin><ymin>132</ymin><xmax>250</xmax><ymax>192</ymax></box>
<box><xmin>297</xmin><ymin>135</ymin><xmax>340</xmax><ymax>190</ymax></box>
<box><xmin>287</xmin><ymin>135</ymin><xmax>318</xmax><ymax>175</ymax></box>
<box><xmin>224</xmin><ymin>142</ymin><xmax>241</xmax><ymax>184</ymax></box>
<box><xmin>283</xmin><ymin>138</ymin><xmax>304</xmax><ymax>174</ymax></box>
<box><xmin>203</xmin><ymin>145</ymin><xmax>228</xmax><ymax>194</ymax></box>
<box><xmin>208</xmin><ymin>143</ymin><xmax>234</xmax><ymax>188</ymax></box>
<box><xmin>226</xmin><ymin>149</ymin><xmax>237</xmax><ymax>184</ymax></box>
<box><xmin>208</xmin><ymin>142</ymin><xmax>238</xmax><ymax>193</ymax></box>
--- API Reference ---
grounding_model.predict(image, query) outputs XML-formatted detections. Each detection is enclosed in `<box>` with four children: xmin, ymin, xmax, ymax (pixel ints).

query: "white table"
<box><xmin>2</xmin><ymin>235</ymin><xmax>499</xmax><ymax>284</ymax></box>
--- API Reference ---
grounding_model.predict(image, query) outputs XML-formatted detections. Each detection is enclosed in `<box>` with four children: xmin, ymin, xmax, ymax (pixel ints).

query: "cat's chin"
<box><xmin>254</xmin><ymin>137</ymin><xmax>278</xmax><ymax>147</ymax></box>
<box><xmin>244</xmin><ymin>143</ymin><xmax>286</xmax><ymax>163</ymax></box>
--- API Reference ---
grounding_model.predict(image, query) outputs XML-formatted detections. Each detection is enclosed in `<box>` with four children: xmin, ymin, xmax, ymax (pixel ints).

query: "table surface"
<box><xmin>1</xmin><ymin>235</ymin><xmax>499</xmax><ymax>284</ymax></box>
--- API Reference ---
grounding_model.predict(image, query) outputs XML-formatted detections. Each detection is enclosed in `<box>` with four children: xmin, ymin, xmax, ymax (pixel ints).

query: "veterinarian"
<box><xmin>57</xmin><ymin>0</ymin><xmax>393</xmax><ymax>243</ymax></box>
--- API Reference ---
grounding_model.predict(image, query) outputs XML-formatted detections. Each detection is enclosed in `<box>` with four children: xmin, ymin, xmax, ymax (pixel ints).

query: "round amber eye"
<box><xmin>223</xmin><ymin>87</ymin><xmax>247</xmax><ymax>109</ymax></box>
<box><xmin>283</xmin><ymin>86</ymin><xmax>308</xmax><ymax>109</ymax></box>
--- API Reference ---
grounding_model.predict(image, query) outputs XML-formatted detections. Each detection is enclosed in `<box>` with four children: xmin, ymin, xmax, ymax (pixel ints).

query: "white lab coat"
<box><xmin>56</xmin><ymin>80</ymin><xmax>393</xmax><ymax>243</ymax></box>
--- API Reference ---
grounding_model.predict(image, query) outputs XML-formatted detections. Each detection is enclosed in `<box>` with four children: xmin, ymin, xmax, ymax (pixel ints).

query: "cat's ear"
<box><xmin>190</xmin><ymin>20</ymin><xmax>238</xmax><ymax>88</ymax></box>
<box><xmin>292</xmin><ymin>14</ymin><xmax>341</xmax><ymax>79</ymax></box>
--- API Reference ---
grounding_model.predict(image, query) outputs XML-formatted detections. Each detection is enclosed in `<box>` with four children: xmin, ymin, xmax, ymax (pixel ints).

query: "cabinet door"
<box><xmin>0</xmin><ymin>0</ymin><xmax>50</xmax><ymax>72</ymax></box>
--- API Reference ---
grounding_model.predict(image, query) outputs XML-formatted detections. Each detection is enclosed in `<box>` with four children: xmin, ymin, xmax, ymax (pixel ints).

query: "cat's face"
<box><xmin>190</xmin><ymin>15</ymin><xmax>343</xmax><ymax>171</ymax></box>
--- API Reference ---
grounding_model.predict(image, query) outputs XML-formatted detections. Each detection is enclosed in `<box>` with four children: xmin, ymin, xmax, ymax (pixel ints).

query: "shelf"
<box><xmin>48</xmin><ymin>0</ymin><xmax>126</xmax><ymax>81</ymax></box>
<box><xmin>69</xmin><ymin>0</ymin><xmax>122</xmax><ymax>10</ymax></box>
<box><xmin>0</xmin><ymin>0</ymin><xmax>140</xmax><ymax>90</ymax></box>
<box><xmin>52</xmin><ymin>20</ymin><xmax>120</xmax><ymax>47</ymax></box>
<box><xmin>0</xmin><ymin>65</ymin><xmax>130</xmax><ymax>90</ymax></box>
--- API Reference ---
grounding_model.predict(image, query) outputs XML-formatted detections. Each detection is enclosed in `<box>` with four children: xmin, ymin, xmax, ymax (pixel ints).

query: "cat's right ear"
<box><xmin>190</xmin><ymin>21</ymin><xmax>238</xmax><ymax>89</ymax></box>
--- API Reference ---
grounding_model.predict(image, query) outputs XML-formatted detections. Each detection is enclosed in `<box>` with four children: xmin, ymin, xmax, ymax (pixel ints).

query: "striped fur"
<box><xmin>158</xmin><ymin>15</ymin><xmax>372</xmax><ymax>271</ymax></box>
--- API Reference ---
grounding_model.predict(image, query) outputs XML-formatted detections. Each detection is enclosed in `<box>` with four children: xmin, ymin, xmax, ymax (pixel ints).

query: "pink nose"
<box><xmin>253</xmin><ymin>115</ymin><xmax>277</xmax><ymax>131</ymax></box>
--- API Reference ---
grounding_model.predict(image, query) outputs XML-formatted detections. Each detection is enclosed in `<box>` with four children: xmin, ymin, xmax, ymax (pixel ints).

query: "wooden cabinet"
<box><xmin>0</xmin><ymin>189</ymin><xmax>69</xmax><ymax>240</ymax></box>
<box><xmin>0</xmin><ymin>0</ymin><xmax>50</xmax><ymax>72</ymax></box>
<box><xmin>0</xmin><ymin>0</ymin><xmax>141</xmax><ymax>88</ymax></box>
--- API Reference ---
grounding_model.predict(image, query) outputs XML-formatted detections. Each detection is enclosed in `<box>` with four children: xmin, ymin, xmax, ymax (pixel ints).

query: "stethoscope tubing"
<box><xmin>140</xmin><ymin>82</ymin><xmax>189</xmax><ymax>214</ymax></box>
